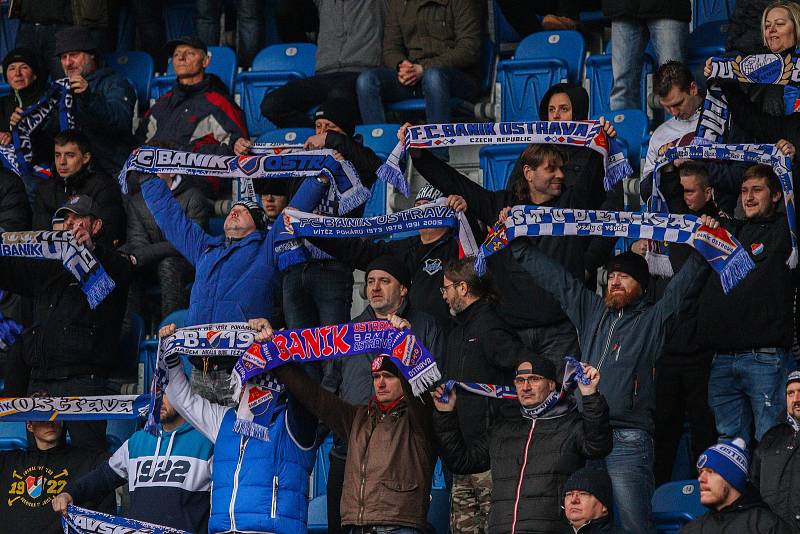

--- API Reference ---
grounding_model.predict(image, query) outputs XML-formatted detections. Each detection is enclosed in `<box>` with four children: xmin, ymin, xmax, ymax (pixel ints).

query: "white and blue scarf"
<box><xmin>117</xmin><ymin>146</ymin><xmax>370</xmax><ymax>215</ymax></box>
<box><xmin>0</xmin><ymin>78</ymin><xmax>74</xmax><ymax>177</ymax></box>
<box><xmin>649</xmin><ymin>144</ymin><xmax>798</xmax><ymax>270</ymax></box>
<box><xmin>477</xmin><ymin>206</ymin><xmax>755</xmax><ymax>293</ymax></box>
<box><xmin>379</xmin><ymin>121</ymin><xmax>633</xmax><ymax>194</ymax></box>
<box><xmin>0</xmin><ymin>231</ymin><xmax>115</xmax><ymax>308</ymax></box>
<box><xmin>62</xmin><ymin>505</ymin><xmax>188</xmax><ymax>534</ymax></box>
<box><xmin>0</xmin><ymin>395</ymin><xmax>150</xmax><ymax>421</ymax></box>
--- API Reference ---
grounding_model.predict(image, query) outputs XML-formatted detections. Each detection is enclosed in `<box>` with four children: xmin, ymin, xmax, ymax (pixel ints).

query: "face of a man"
<box><xmin>223</xmin><ymin>204</ymin><xmax>257</xmax><ymax>239</ymax></box>
<box><xmin>605</xmin><ymin>272</ymin><xmax>642</xmax><ymax>309</ymax></box>
<box><xmin>172</xmin><ymin>45</ymin><xmax>208</xmax><ymax>81</ymax></box>
<box><xmin>367</xmin><ymin>269</ymin><xmax>406</xmax><ymax>317</ymax></box>
<box><xmin>441</xmin><ymin>275</ymin><xmax>467</xmax><ymax>315</ymax></box>
<box><xmin>315</xmin><ymin>118</ymin><xmax>344</xmax><ymax>136</ymax></box>
<box><xmin>681</xmin><ymin>174</ymin><xmax>712</xmax><ymax>212</ymax></box>
<box><xmin>6</xmin><ymin>62</ymin><xmax>35</xmax><ymax>91</ymax></box>
<box><xmin>55</xmin><ymin>142</ymin><xmax>91</xmax><ymax>178</ymax></box>
<box><xmin>26</xmin><ymin>420</ymin><xmax>63</xmax><ymax>450</ymax></box>
<box><xmin>523</xmin><ymin>157</ymin><xmax>565</xmax><ymax>202</ymax></box>
<box><xmin>564</xmin><ymin>490</ymin><xmax>608</xmax><ymax>526</ymax></box>
<box><xmin>160</xmin><ymin>394</ymin><xmax>180</xmax><ymax>425</ymax></box>
<box><xmin>514</xmin><ymin>362</ymin><xmax>556</xmax><ymax>408</ymax></box>
<box><xmin>698</xmin><ymin>468</ymin><xmax>736</xmax><ymax>510</ymax></box>
<box><xmin>260</xmin><ymin>193</ymin><xmax>288</xmax><ymax>220</ymax></box>
<box><xmin>787</xmin><ymin>382</ymin><xmax>800</xmax><ymax>421</ymax></box>
<box><xmin>741</xmin><ymin>176</ymin><xmax>780</xmax><ymax>219</ymax></box>
<box><xmin>659</xmin><ymin>84</ymin><xmax>700</xmax><ymax>120</ymax></box>
<box><xmin>547</xmin><ymin>92</ymin><xmax>573</xmax><ymax>121</ymax></box>
<box><xmin>60</xmin><ymin>51</ymin><xmax>95</xmax><ymax>78</ymax></box>
<box><xmin>63</xmin><ymin>211</ymin><xmax>101</xmax><ymax>238</ymax></box>
<box><xmin>372</xmin><ymin>370</ymin><xmax>404</xmax><ymax>403</ymax></box>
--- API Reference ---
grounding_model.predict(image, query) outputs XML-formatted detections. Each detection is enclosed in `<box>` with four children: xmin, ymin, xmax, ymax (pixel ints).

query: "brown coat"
<box><xmin>382</xmin><ymin>0</ymin><xmax>481</xmax><ymax>78</ymax></box>
<box><xmin>276</xmin><ymin>364</ymin><xmax>437</xmax><ymax>530</ymax></box>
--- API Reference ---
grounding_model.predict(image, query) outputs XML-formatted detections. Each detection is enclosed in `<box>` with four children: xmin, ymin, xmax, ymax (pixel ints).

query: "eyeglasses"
<box><xmin>513</xmin><ymin>375</ymin><xmax>546</xmax><ymax>386</ymax></box>
<box><xmin>439</xmin><ymin>281</ymin><xmax>462</xmax><ymax>295</ymax></box>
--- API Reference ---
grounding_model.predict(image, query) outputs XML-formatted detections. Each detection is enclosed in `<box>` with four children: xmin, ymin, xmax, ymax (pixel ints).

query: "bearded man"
<box><xmin>508</xmin><ymin>214</ymin><xmax>716</xmax><ymax>534</ymax></box>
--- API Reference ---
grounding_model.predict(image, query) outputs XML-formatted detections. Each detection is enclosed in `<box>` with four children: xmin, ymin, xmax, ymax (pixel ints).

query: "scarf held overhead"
<box><xmin>0</xmin><ymin>231</ymin><xmax>115</xmax><ymax>308</ymax></box>
<box><xmin>62</xmin><ymin>505</ymin><xmax>189</xmax><ymax>534</ymax></box>
<box><xmin>477</xmin><ymin>206</ymin><xmax>755</xmax><ymax>293</ymax></box>
<box><xmin>378</xmin><ymin>121</ymin><xmax>633</xmax><ymax>194</ymax></box>
<box><xmin>281</xmin><ymin>197</ymin><xmax>480</xmax><ymax>257</ymax></box>
<box><xmin>117</xmin><ymin>146</ymin><xmax>369</xmax><ymax>214</ymax></box>
<box><xmin>649</xmin><ymin>144</ymin><xmax>797</xmax><ymax>269</ymax></box>
<box><xmin>0</xmin><ymin>395</ymin><xmax>150</xmax><ymax>421</ymax></box>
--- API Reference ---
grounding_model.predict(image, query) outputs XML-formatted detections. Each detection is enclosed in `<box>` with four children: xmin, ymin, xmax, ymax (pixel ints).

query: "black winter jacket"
<box><xmin>444</xmin><ymin>298</ymin><xmax>525</xmax><ymax>445</ymax></box>
<box><xmin>412</xmin><ymin>151</ymin><xmax>603</xmax><ymax>328</ymax></box>
<box><xmin>602</xmin><ymin>0</ymin><xmax>690</xmax><ymax>21</ymax></box>
<box><xmin>119</xmin><ymin>176</ymin><xmax>209</xmax><ymax>268</ymax></box>
<box><xmin>0</xmin><ymin>244</ymin><xmax>132</xmax><ymax>379</ymax></box>
<box><xmin>562</xmin><ymin>515</ymin><xmax>626</xmax><ymax>533</ymax></box>
<box><xmin>697</xmin><ymin>215</ymin><xmax>794</xmax><ymax>351</ymax></box>
<box><xmin>678</xmin><ymin>493</ymin><xmax>794</xmax><ymax>534</ymax></box>
<box><xmin>751</xmin><ymin>419</ymin><xmax>800</xmax><ymax>531</ymax></box>
<box><xmin>0</xmin><ymin>169</ymin><xmax>31</xmax><ymax>231</ymax></box>
<box><xmin>0</xmin><ymin>80</ymin><xmax>55</xmax><ymax>166</ymax></box>
<box><xmin>434</xmin><ymin>394</ymin><xmax>613</xmax><ymax>534</ymax></box>
<box><xmin>512</xmin><ymin>241</ymin><xmax>709</xmax><ymax>433</ymax></box>
<box><xmin>32</xmin><ymin>166</ymin><xmax>126</xmax><ymax>247</ymax></box>
<box><xmin>727</xmin><ymin>0</ymin><xmax>773</xmax><ymax>54</ymax></box>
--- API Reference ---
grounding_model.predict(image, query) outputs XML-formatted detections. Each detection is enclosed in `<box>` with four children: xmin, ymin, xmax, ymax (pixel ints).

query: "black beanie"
<box><xmin>516</xmin><ymin>354</ymin><xmax>557</xmax><ymax>383</ymax></box>
<box><xmin>315</xmin><ymin>100</ymin><xmax>356</xmax><ymax>137</ymax></box>
<box><xmin>3</xmin><ymin>47</ymin><xmax>42</xmax><ymax>80</ymax></box>
<box><xmin>564</xmin><ymin>467</ymin><xmax>614</xmax><ymax>511</ymax></box>
<box><xmin>371</xmin><ymin>355</ymin><xmax>400</xmax><ymax>377</ymax></box>
<box><xmin>232</xmin><ymin>199</ymin><xmax>267</xmax><ymax>232</ymax></box>
<box><xmin>604</xmin><ymin>251</ymin><xmax>650</xmax><ymax>290</ymax></box>
<box><xmin>365</xmin><ymin>256</ymin><xmax>411</xmax><ymax>288</ymax></box>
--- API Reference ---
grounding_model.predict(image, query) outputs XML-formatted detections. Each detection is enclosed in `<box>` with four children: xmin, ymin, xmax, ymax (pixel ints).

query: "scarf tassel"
<box><xmin>407</xmin><ymin>365</ymin><xmax>442</xmax><ymax>397</ymax></box>
<box><xmin>232</xmin><ymin>418</ymin><xmax>271</xmax><ymax>442</ymax></box>
<box><xmin>83</xmin><ymin>270</ymin><xmax>116</xmax><ymax>310</ymax></box>
<box><xmin>334</xmin><ymin>182</ymin><xmax>372</xmax><ymax>216</ymax></box>
<box><xmin>645</xmin><ymin>250</ymin><xmax>674</xmax><ymax>278</ymax></box>
<box><xmin>718</xmin><ymin>248</ymin><xmax>756</xmax><ymax>294</ymax></box>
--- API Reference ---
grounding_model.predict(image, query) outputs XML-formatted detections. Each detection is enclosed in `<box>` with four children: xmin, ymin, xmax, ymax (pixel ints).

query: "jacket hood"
<box><xmin>538</xmin><ymin>83</ymin><xmax>590</xmax><ymax>121</ymax></box>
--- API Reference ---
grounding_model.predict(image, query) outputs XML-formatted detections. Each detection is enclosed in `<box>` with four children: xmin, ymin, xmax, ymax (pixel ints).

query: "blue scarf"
<box><xmin>477</xmin><ymin>206</ymin><xmax>755</xmax><ymax>293</ymax></box>
<box><xmin>117</xmin><ymin>146</ymin><xmax>370</xmax><ymax>215</ymax></box>
<box><xmin>378</xmin><ymin>121</ymin><xmax>633</xmax><ymax>195</ymax></box>
<box><xmin>0</xmin><ymin>230</ymin><xmax>115</xmax><ymax>308</ymax></box>
<box><xmin>62</xmin><ymin>505</ymin><xmax>188</xmax><ymax>534</ymax></box>
<box><xmin>0</xmin><ymin>394</ymin><xmax>150</xmax><ymax>421</ymax></box>
<box><xmin>0</xmin><ymin>78</ymin><xmax>74</xmax><ymax>177</ymax></box>
<box><xmin>649</xmin><ymin>144</ymin><xmax>798</xmax><ymax>271</ymax></box>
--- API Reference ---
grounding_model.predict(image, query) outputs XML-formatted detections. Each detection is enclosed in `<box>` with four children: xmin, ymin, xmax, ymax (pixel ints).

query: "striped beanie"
<box><xmin>232</xmin><ymin>199</ymin><xmax>267</xmax><ymax>232</ymax></box>
<box><xmin>696</xmin><ymin>438</ymin><xmax>749</xmax><ymax>494</ymax></box>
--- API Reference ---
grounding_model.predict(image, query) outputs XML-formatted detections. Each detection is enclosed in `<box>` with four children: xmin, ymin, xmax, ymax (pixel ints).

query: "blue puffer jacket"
<box><xmin>141</xmin><ymin>176</ymin><xmax>327</xmax><ymax>326</ymax></box>
<box><xmin>210</xmin><ymin>407</ymin><xmax>316</xmax><ymax>534</ymax></box>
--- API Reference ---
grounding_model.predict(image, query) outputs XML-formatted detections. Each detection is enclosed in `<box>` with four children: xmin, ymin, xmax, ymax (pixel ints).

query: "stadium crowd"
<box><xmin>0</xmin><ymin>0</ymin><xmax>799</xmax><ymax>533</ymax></box>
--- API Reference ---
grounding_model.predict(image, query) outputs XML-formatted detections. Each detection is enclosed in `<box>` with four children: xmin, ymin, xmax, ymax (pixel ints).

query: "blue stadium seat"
<box><xmin>0</xmin><ymin>422</ymin><xmax>27</xmax><ymax>451</ymax></box>
<box><xmin>0</xmin><ymin>3</ymin><xmax>19</xmax><ymax>66</ymax></box>
<box><xmin>652</xmin><ymin>480</ymin><xmax>709</xmax><ymax>533</ymax></box>
<box><xmin>307</xmin><ymin>494</ymin><xmax>328</xmax><ymax>533</ymax></box>
<box><xmin>356</xmin><ymin>124</ymin><xmax>400</xmax><ymax>217</ymax></box>
<box><xmin>255</xmin><ymin>127</ymin><xmax>315</xmax><ymax>145</ymax></box>
<box><xmin>585</xmin><ymin>47</ymin><xmax>654</xmax><ymax>117</ymax></box>
<box><xmin>427</xmin><ymin>488</ymin><xmax>451</xmax><ymax>534</ymax></box>
<box><xmin>692</xmin><ymin>0</ymin><xmax>736</xmax><ymax>30</ymax></box>
<box><xmin>150</xmin><ymin>46</ymin><xmax>238</xmax><ymax>102</ymax></box>
<box><xmin>479</xmin><ymin>143</ymin><xmax>526</xmax><ymax>191</ymax></box>
<box><xmin>688</xmin><ymin>21</ymin><xmax>728</xmax><ymax>91</ymax></box>
<box><xmin>497</xmin><ymin>31</ymin><xmax>584</xmax><ymax>120</ymax></box>
<box><xmin>117</xmin><ymin>312</ymin><xmax>145</xmax><ymax>377</ymax></box>
<box><xmin>140</xmin><ymin>308</ymin><xmax>190</xmax><ymax>389</ymax></box>
<box><xmin>163</xmin><ymin>0</ymin><xmax>196</xmax><ymax>42</ymax></box>
<box><xmin>106</xmin><ymin>420</ymin><xmax>138</xmax><ymax>453</ymax></box>
<box><xmin>0</xmin><ymin>83</ymin><xmax>10</xmax><ymax>98</ymax></box>
<box><xmin>236</xmin><ymin>43</ymin><xmax>318</xmax><ymax>136</ymax></box>
<box><xmin>385</xmin><ymin>38</ymin><xmax>496</xmax><ymax>118</ymax></box>
<box><xmin>492</xmin><ymin>0</ymin><xmax>522</xmax><ymax>54</ymax></box>
<box><xmin>593</xmin><ymin>109</ymin><xmax>649</xmax><ymax>170</ymax></box>
<box><xmin>104</xmin><ymin>51</ymin><xmax>154</xmax><ymax>111</ymax></box>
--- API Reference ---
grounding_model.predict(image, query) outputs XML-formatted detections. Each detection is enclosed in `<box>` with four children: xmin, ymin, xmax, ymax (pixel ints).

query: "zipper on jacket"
<box><xmin>597</xmin><ymin>309</ymin><xmax>623</xmax><ymax>371</ymax></box>
<box><xmin>511</xmin><ymin>418</ymin><xmax>537</xmax><ymax>534</ymax></box>
<box><xmin>229</xmin><ymin>436</ymin><xmax>248</xmax><ymax>531</ymax></box>
<box><xmin>271</xmin><ymin>475</ymin><xmax>278</xmax><ymax>518</ymax></box>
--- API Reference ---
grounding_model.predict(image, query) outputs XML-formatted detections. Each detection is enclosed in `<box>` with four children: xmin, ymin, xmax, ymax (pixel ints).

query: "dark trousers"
<box><xmin>28</xmin><ymin>374</ymin><xmax>112</xmax><ymax>451</ymax></box>
<box><xmin>654</xmin><ymin>350</ymin><xmax>718</xmax><ymax>486</ymax></box>
<box><xmin>327</xmin><ymin>453</ymin><xmax>347</xmax><ymax>534</ymax></box>
<box><xmin>260</xmin><ymin>72</ymin><xmax>361</xmax><ymax>129</ymax></box>
<box><xmin>131</xmin><ymin>0</ymin><xmax>167</xmax><ymax>72</ymax></box>
<box><xmin>494</xmin><ymin>0</ymin><xmax>591</xmax><ymax>36</ymax></box>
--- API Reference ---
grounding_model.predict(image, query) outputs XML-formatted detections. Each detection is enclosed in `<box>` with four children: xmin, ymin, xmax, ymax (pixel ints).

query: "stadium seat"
<box><xmin>236</xmin><ymin>43</ymin><xmax>318</xmax><ymax>136</ymax></box>
<box><xmin>427</xmin><ymin>488</ymin><xmax>451</xmax><ymax>534</ymax></box>
<box><xmin>0</xmin><ymin>3</ymin><xmax>19</xmax><ymax>66</ymax></box>
<box><xmin>163</xmin><ymin>0</ymin><xmax>196</xmax><ymax>42</ymax></box>
<box><xmin>652</xmin><ymin>480</ymin><xmax>708</xmax><ymax>533</ymax></box>
<box><xmin>106</xmin><ymin>420</ymin><xmax>138</xmax><ymax>453</ymax></box>
<box><xmin>692</xmin><ymin>0</ymin><xmax>736</xmax><ymax>30</ymax></box>
<box><xmin>688</xmin><ymin>21</ymin><xmax>728</xmax><ymax>91</ymax></box>
<box><xmin>0</xmin><ymin>422</ymin><xmax>27</xmax><ymax>451</ymax></box>
<box><xmin>307</xmin><ymin>494</ymin><xmax>328</xmax><ymax>533</ymax></box>
<box><xmin>254</xmin><ymin>127</ymin><xmax>315</xmax><ymax>145</ymax></box>
<box><xmin>492</xmin><ymin>0</ymin><xmax>522</xmax><ymax>55</ymax></box>
<box><xmin>385</xmin><ymin>38</ymin><xmax>497</xmax><ymax>118</ymax></box>
<box><xmin>313</xmin><ymin>435</ymin><xmax>333</xmax><ymax>498</ymax></box>
<box><xmin>356</xmin><ymin>124</ymin><xmax>400</xmax><ymax>217</ymax></box>
<box><xmin>497</xmin><ymin>31</ymin><xmax>585</xmax><ymax>120</ymax></box>
<box><xmin>585</xmin><ymin>45</ymin><xmax>654</xmax><ymax>117</ymax></box>
<box><xmin>140</xmin><ymin>308</ymin><xmax>189</xmax><ymax>389</ymax></box>
<box><xmin>479</xmin><ymin>143</ymin><xmax>526</xmax><ymax>191</ymax></box>
<box><xmin>150</xmin><ymin>46</ymin><xmax>238</xmax><ymax>102</ymax></box>
<box><xmin>104</xmin><ymin>51</ymin><xmax>154</xmax><ymax>111</ymax></box>
<box><xmin>593</xmin><ymin>109</ymin><xmax>649</xmax><ymax>170</ymax></box>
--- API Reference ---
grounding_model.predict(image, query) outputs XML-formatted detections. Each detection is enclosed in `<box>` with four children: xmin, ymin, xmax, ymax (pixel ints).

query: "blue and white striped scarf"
<box><xmin>476</xmin><ymin>206</ymin><xmax>755</xmax><ymax>293</ymax></box>
<box><xmin>379</xmin><ymin>121</ymin><xmax>634</xmax><ymax>194</ymax></box>
<box><xmin>649</xmin><ymin>144</ymin><xmax>798</xmax><ymax>270</ymax></box>
<box><xmin>0</xmin><ymin>230</ymin><xmax>115</xmax><ymax>308</ymax></box>
<box><xmin>62</xmin><ymin>505</ymin><xmax>188</xmax><ymax>534</ymax></box>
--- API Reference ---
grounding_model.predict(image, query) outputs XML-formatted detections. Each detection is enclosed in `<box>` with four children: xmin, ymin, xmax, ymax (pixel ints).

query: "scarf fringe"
<box><xmin>719</xmin><ymin>248</ymin><xmax>756</xmax><ymax>294</ymax></box>
<box><xmin>376</xmin><ymin>161</ymin><xmax>410</xmax><ymax>197</ymax></box>
<box><xmin>603</xmin><ymin>157</ymin><xmax>633</xmax><ymax>191</ymax></box>
<box><xmin>233</xmin><ymin>418</ymin><xmax>271</xmax><ymax>441</ymax></box>
<box><xmin>84</xmin><ymin>270</ymin><xmax>116</xmax><ymax>310</ymax></box>
<box><xmin>337</xmin><ymin>183</ymin><xmax>372</xmax><ymax>215</ymax></box>
<box><xmin>788</xmin><ymin>248</ymin><xmax>798</xmax><ymax>269</ymax></box>
<box><xmin>645</xmin><ymin>250</ymin><xmax>674</xmax><ymax>278</ymax></box>
<box><xmin>407</xmin><ymin>365</ymin><xmax>442</xmax><ymax>397</ymax></box>
<box><xmin>474</xmin><ymin>250</ymin><xmax>488</xmax><ymax>277</ymax></box>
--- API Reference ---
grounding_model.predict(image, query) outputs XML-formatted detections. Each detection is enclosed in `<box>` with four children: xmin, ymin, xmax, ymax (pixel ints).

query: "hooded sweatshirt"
<box><xmin>66</xmin><ymin>421</ymin><xmax>214</xmax><ymax>533</ymax></box>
